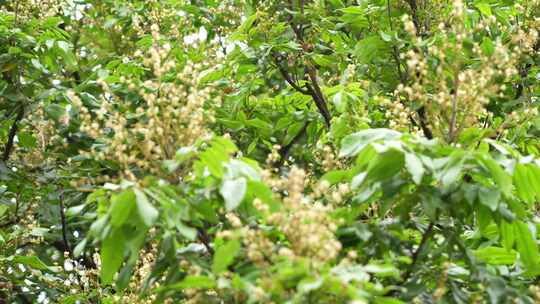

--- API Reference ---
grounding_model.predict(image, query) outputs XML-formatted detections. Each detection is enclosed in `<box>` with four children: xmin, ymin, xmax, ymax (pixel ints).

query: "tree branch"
<box><xmin>273</xmin><ymin>55</ymin><xmax>309</xmax><ymax>94</ymax></box>
<box><xmin>278</xmin><ymin>120</ymin><xmax>310</xmax><ymax>166</ymax></box>
<box><xmin>59</xmin><ymin>192</ymin><xmax>72</xmax><ymax>256</ymax></box>
<box><xmin>402</xmin><ymin>221</ymin><xmax>435</xmax><ymax>283</ymax></box>
<box><xmin>406</xmin><ymin>0</ymin><xmax>421</xmax><ymax>34</ymax></box>
<box><xmin>417</xmin><ymin>106</ymin><xmax>433</xmax><ymax>139</ymax></box>
<box><xmin>387</xmin><ymin>0</ymin><xmax>433</xmax><ymax>139</ymax></box>
<box><xmin>196</xmin><ymin>227</ymin><xmax>214</xmax><ymax>255</ymax></box>
<box><xmin>447</xmin><ymin>69</ymin><xmax>461</xmax><ymax>143</ymax></box>
<box><xmin>305</xmin><ymin>65</ymin><xmax>332</xmax><ymax>127</ymax></box>
<box><xmin>280</xmin><ymin>0</ymin><xmax>332</xmax><ymax>128</ymax></box>
<box><xmin>515</xmin><ymin>40</ymin><xmax>539</xmax><ymax>99</ymax></box>
<box><xmin>2</xmin><ymin>105</ymin><xmax>24</xmax><ymax>162</ymax></box>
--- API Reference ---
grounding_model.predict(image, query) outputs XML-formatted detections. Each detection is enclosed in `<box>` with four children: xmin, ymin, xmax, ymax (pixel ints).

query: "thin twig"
<box><xmin>404</xmin><ymin>222</ymin><xmax>434</xmax><ymax>280</ymax></box>
<box><xmin>273</xmin><ymin>55</ymin><xmax>309</xmax><ymax>94</ymax></box>
<box><xmin>280</xmin><ymin>0</ymin><xmax>332</xmax><ymax>128</ymax></box>
<box><xmin>59</xmin><ymin>192</ymin><xmax>72</xmax><ymax>255</ymax></box>
<box><xmin>305</xmin><ymin>65</ymin><xmax>332</xmax><ymax>127</ymax></box>
<box><xmin>196</xmin><ymin>227</ymin><xmax>214</xmax><ymax>255</ymax></box>
<box><xmin>406</xmin><ymin>0</ymin><xmax>421</xmax><ymax>35</ymax></box>
<box><xmin>278</xmin><ymin>120</ymin><xmax>310</xmax><ymax>166</ymax></box>
<box><xmin>387</xmin><ymin>0</ymin><xmax>432</xmax><ymax>139</ymax></box>
<box><xmin>447</xmin><ymin>69</ymin><xmax>461</xmax><ymax>143</ymax></box>
<box><xmin>515</xmin><ymin>41</ymin><xmax>539</xmax><ymax>99</ymax></box>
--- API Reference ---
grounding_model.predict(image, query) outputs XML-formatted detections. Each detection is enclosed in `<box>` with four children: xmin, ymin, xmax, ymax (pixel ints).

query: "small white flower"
<box><xmin>37</xmin><ymin>291</ymin><xmax>47</xmax><ymax>303</ymax></box>
<box><xmin>64</xmin><ymin>259</ymin><xmax>74</xmax><ymax>272</ymax></box>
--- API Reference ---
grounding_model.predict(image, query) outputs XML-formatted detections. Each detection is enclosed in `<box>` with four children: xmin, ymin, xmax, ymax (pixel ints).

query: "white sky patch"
<box><xmin>199</xmin><ymin>26</ymin><xmax>208</xmax><ymax>41</ymax></box>
<box><xmin>183</xmin><ymin>33</ymin><xmax>198</xmax><ymax>46</ymax></box>
<box><xmin>183</xmin><ymin>27</ymin><xmax>208</xmax><ymax>46</ymax></box>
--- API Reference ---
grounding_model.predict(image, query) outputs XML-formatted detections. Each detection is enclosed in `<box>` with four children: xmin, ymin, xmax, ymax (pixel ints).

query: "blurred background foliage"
<box><xmin>1</xmin><ymin>0</ymin><xmax>540</xmax><ymax>303</ymax></box>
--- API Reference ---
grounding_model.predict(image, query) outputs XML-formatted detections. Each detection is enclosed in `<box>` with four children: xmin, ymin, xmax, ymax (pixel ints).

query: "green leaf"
<box><xmin>66</xmin><ymin>204</ymin><xmax>86</xmax><ymax>217</ymax></box>
<box><xmin>0</xmin><ymin>204</ymin><xmax>8</xmax><ymax>218</ymax></box>
<box><xmin>366</xmin><ymin>149</ymin><xmax>404</xmax><ymax>182</ymax></box>
<box><xmin>167</xmin><ymin>276</ymin><xmax>216</xmax><ymax>290</ymax></box>
<box><xmin>100</xmin><ymin>230</ymin><xmax>125</xmax><ymax>284</ymax></box>
<box><xmin>481</xmin><ymin>37</ymin><xmax>495</xmax><ymax>56</ymax></box>
<box><xmin>363</xmin><ymin>264</ymin><xmax>399</xmax><ymax>278</ymax></box>
<box><xmin>321</xmin><ymin>170</ymin><xmax>350</xmax><ymax>185</ymax></box>
<box><xmin>11</xmin><ymin>256</ymin><xmax>49</xmax><ymax>270</ymax></box>
<box><xmin>405</xmin><ymin>152</ymin><xmax>424</xmax><ymax>184</ymax></box>
<box><xmin>439</xmin><ymin>152</ymin><xmax>465</xmax><ymax>187</ymax></box>
<box><xmin>473</xmin><ymin>246</ymin><xmax>517</xmax><ymax>265</ymax></box>
<box><xmin>526</xmin><ymin>165</ymin><xmax>540</xmax><ymax>200</ymax></box>
<box><xmin>17</xmin><ymin>132</ymin><xmax>37</xmax><ymax>148</ymax></box>
<box><xmin>176</xmin><ymin>222</ymin><xmax>197</xmax><ymax>241</ymax></box>
<box><xmin>478</xmin><ymin>187</ymin><xmax>501</xmax><ymax>211</ymax></box>
<box><xmin>500</xmin><ymin>220</ymin><xmax>515</xmax><ymax>251</ymax></box>
<box><xmin>479</xmin><ymin>156</ymin><xmax>512</xmax><ymax>197</ymax></box>
<box><xmin>212</xmin><ymin>239</ymin><xmax>241</xmax><ymax>274</ymax></box>
<box><xmin>199</xmin><ymin>137</ymin><xmax>237</xmax><ymax>178</ymax></box>
<box><xmin>515</xmin><ymin>221</ymin><xmax>540</xmax><ymax>274</ymax></box>
<box><xmin>246</xmin><ymin>118</ymin><xmax>272</xmax><ymax>132</ymax></box>
<box><xmin>373</xmin><ymin>297</ymin><xmax>405</xmax><ymax>304</ymax></box>
<box><xmin>246</xmin><ymin>180</ymin><xmax>281</xmax><ymax>212</ymax></box>
<box><xmin>110</xmin><ymin>189</ymin><xmax>136</xmax><ymax>227</ymax></box>
<box><xmin>340</xmin><ymin>6</ymin><xmax>369</xmax><ymax>29</ymax></box>
<box><xmin>134</xmin><ymin>188</ymin><xmax>159</xmax><ymax>227</ymax></box>
<box><xmin>514</xmin><ymin>164</ymin><xmax>535</xmax><ymax>205</ymax></box>
<box><xmin>340</xmin><ymin>129</ymin><xmax>401</xmax><ymax>157</ymax></box>
<box><xmin>220</xmin><ymin>178</ymin><xmax>247</xmax><ymax>211</ymax></box>
<box><xmin>333</xmin><ymin>90</ymin><xmax>346</xmax><ymax>112</ymax></box>
<box><xmin>45</xmin><ymin>104</ymin><xmax>65</xmax><ymax>120</ymax></box>
<box><xmin>354</xmin><ymin>36</ymin><xmax>387</xmax><ymax>63</ymax></box>
<box><xmin>475</xmin><ymin>2</ymin><xmax>492</xmax><ymax>16</ymax></box>
<box><xmin>226</xmin><ymin>159</ymin><xmax>260</xmax><ymax>181</ymax></box>
<box><xmin>73</xmin><ymin>239</ymin><xmax>87</xmax><ymax>258</ymax></box>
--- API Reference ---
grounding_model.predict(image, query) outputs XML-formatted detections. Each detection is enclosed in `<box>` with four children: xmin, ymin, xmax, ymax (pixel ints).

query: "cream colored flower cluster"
<box><xmin>314</xmin><ymin>145</ymin><xmax>343</xmax><ymax>171</ymax></box>
<box><xmin>115</xmin><ymin>242</ymin><xmax>159</xmax><ymax>304</ymax></box>
<box><xmin>11</xmin><ymin>107</ymin><xmax>59</xmax><ymax>169</ymax></box>
<box><xmin>389</xmin><ymin>0</ymin><xmax>539</xmax><ymax>141</ymax></box>
<box><xmin>0</xmin><ymin>0</ymin><xmax>62</xmax><ymax>20</ymax></box>
<box><xmin>266</xmin><ymin>167</ymin><xmax>342</xmax><ymax>264</ymax></box>
<box><xmin>217</xmin><ymin>166</ymin><xmax>343</xmax><ymax>273</ymax></box>
<box><xmin>72</xmin><ymin>24</ymin><xmax>214</xmax><ymax>179</ymax></box>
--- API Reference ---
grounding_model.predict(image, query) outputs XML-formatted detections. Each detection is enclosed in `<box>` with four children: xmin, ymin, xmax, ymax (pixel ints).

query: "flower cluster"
<box><xmin>115</xmin><ymin>243</ymin><xmax>159</xmax><ymax>304</ymax></box>
<box><xmin>0</xmin><ymin>0</ymin><xmax>62</xmax><ymax>21</ymax></box>
<box><xmin>13</xmin><ymin>107</ymin><xmax>60</xmax><ymax>169</ymax></box>
<box><xmin>388</xmin><ymin>0</ymin><xmax>540</xmax><ymax>141</ymax></box>
<box><xmin>72</xmin><ymin>24</ymin><xmax>214</xmax><ymax>179</ymax></box>
<box><xmin>267</xmin><ymin>167</ymin><xmax>342</xmax><ymax>264</ymax></box>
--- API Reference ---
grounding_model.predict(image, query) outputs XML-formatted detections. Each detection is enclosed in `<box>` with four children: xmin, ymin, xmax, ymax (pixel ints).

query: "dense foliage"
<box><xmin>1</xmin><ymin>0</ymin><xmax>540</xmax><ymax>303</ymax></box>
